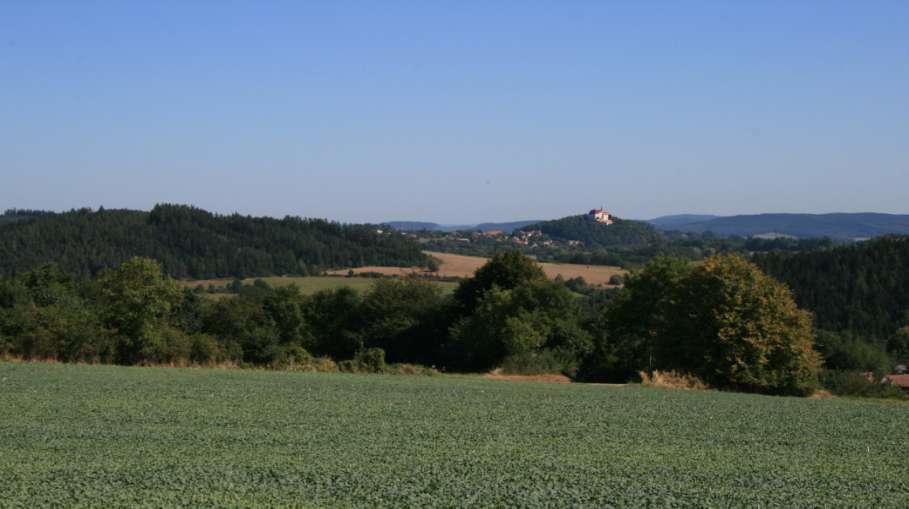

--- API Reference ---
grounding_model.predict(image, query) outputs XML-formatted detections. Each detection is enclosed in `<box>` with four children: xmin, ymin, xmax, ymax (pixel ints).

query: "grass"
<box><xmin>180</xmin><ymin>275</ymin><xmax>457</xmax><ymax>296</ymax></box>
<box><xmin>331</xmin><ymin>251</ymin><xmax>627</xmax><ymax>287</ymax></box>
<box><xmin>2</xmin><ymin>361</ymin><xmax>908</xmax><ymax>507</ymax></box>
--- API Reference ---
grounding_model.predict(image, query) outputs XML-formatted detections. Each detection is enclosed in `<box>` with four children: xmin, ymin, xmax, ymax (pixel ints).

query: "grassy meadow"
<box><xmin>180</xmin><ymin>275</ymin><xmax>458</xmax><ymax>297</ymax></box>
<box><xmin>1</xmin><ymin>361</ymin><xmax>907</xmax><ymax>507</ymax></box>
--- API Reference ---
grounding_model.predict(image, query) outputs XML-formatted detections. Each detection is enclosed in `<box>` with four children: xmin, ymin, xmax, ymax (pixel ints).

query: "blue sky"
<box><xmin>2</xmin><ymin>1</ymin><xmax>907</xmax><ymax>223</ymax></box>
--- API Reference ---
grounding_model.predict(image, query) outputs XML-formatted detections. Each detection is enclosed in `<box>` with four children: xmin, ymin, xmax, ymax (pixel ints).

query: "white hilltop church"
<box><xmin>588</xmin><ymin>207</ymin><xmax>614</xmax><ymax>225</ymax></box>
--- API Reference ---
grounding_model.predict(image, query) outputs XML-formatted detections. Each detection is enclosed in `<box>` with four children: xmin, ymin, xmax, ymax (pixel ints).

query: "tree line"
<box><xmin>6</xmin><ymin>251</ymin><xmax>899</xmax><ymax>398</ymax></box>
<box><xmin>0</xmin><ymin>204</ymin><xmax>428</xmax><ymax>279</ymax></box>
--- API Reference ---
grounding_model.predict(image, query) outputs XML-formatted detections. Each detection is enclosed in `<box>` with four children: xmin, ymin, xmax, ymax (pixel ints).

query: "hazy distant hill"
<box><xmin>384</xmin><ymin>221</ymin><xmax>443</xmax><ymax>231</ymax></box>
<box><xmin>0</xmin><ymin>205</ymin><xmax>428</xmax><ymax>279</ymax></box>
<box><xmin>521</xmin><ymin>215</ymin><xmax>663</xmax><ymax>247</ymax></box>
<box><xmin>647</xmin><ymin>214</ymin><xmax>720</xmax><ymax>228</ymax></box>
<box><xmin>386</xmin><ymin>220</ymin><xmax>541</xmax><ymax>233</ymax></box>
<box><xmin>649</xmin><ymin>213</ymin><xmax>909</xmax><ymax>239</ymax></box>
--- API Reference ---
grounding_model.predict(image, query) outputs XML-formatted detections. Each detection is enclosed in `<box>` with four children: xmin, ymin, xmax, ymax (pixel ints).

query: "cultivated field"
<box><xmin>331</xmin><ymin>251</ymin><xmax>627</xmax><ymax>286</ymax></box>
<box><xmin>2</xmin><ymin>362</ymin><xmax>907</xmax><ymax>507</ymax></box>
<box><xmin>180</xmin><ymin>275</ymin><xmax>457</xmax><ymax>296</ymax></box>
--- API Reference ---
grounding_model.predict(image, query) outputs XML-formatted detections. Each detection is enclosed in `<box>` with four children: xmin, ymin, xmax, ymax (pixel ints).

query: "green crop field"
<box><xmin>1</xmin><ymin>362</ymin><xmax>907</xmax><ymax>507</ymax></box>
<box><xmin>180</xmin><ymin>275</ymin><xmax>458</xmax><ymax>297</ymax></box>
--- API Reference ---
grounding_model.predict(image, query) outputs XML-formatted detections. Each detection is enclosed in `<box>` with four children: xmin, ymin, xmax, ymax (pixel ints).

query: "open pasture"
<box><xmin>331</xmin><ymin>251</ymin><xmax>627</xmax><ymax>286</ymax></box>
<box><xmin>1</xmin><ymin>362</ymin><xmax>907</xmax><ymax>507</ymax></box>
<box><xmin>180</xmin><ymin>275</ymin><xmax>457</xmax><ymax>296</ymax></box>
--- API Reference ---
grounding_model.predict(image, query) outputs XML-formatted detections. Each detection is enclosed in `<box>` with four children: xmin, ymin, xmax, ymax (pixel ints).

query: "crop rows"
<box><xmin>1</xmin><ymin>362</ymin><xmax>907</xmax><ymax>507</ymax></box>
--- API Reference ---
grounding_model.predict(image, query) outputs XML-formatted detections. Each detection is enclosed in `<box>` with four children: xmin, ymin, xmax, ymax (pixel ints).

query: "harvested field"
<box><xmin>330</xmin><ymin>251</ymin><xmax>626</xmax><ymax>286</ymax></box>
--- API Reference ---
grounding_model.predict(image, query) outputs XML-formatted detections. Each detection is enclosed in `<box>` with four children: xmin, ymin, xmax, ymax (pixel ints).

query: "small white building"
<box><xmin>588</xmin><ymin>208</ymin><xmax>614</xmax><ymax>225</ymax></box>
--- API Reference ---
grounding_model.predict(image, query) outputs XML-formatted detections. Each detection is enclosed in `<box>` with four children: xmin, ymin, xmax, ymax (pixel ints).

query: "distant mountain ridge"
<box><xmin>647</xmin><ymin>213</ymin><xmax>909</xmax><ymax>239</ymax></box>
<box><xmin>647</xmin><ymin>214</ymin><xmax>720</xmax><ymax>228</ymax></box>
<box><xmin>385</xmin><ymin>220</ymin><xmax>541</xmax><ymax>234</ymax></box>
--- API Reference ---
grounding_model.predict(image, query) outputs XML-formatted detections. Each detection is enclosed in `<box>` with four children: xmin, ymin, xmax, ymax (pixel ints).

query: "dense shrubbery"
<box><xmin>819</xmin><ymin>370</ymin><xmax>906</xmax><ymax>400</ymax></box>
<box><xmin>2</xmin><ymin>251</ymin><xmax>901</xmax><ymax>398</ymax></box>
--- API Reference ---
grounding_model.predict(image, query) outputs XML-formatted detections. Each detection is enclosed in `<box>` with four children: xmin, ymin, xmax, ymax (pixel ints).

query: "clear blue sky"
<box><xmin>2</xmin><ymin>1</ymin><xmax>907</xmax><ymax>223</ymax></box>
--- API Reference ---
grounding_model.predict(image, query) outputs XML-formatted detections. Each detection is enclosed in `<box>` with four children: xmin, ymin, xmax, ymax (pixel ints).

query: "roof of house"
<box><xmin>886</xmin><ymin>374</ymin><xmax>909</xmax><ymax>388</ymax></box>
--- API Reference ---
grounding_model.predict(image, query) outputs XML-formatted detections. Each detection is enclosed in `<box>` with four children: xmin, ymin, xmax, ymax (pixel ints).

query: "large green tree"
<box><xmin>359</xmin><ymin>277</ymin><xmax>446</xmax><ymax>364</ymax></box>
<box><xmin>96</xmin><ymin>257</ymin><xmax>183</xmax><ymax>364</ymax></box>
<box><xmin>590</xmin><ymin>254</ymin><xmax>821</xmax><ymax>395</ymax></box>
<box><xmin>676</xmin><ymin>255</ymin><xmax>821</xmax><ymax>395</ymax></box>
<box><xmin>453</xmin><ymin>251</ymin><xmax>546</xmax><ymax>314</ymax></box>
<box><xmin>449</xmin><ymin>279</ymin><xmax>591</xmax><ymax>372</ymax></box>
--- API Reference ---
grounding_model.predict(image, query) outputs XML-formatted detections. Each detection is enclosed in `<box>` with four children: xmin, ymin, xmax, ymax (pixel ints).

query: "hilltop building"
<box><xmin>588</xmin><ymin>208</ymin><xmax>614</xmax><ymax>225</ymax></box>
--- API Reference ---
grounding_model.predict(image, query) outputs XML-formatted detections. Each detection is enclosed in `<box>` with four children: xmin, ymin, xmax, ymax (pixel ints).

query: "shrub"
<box><xmin>639</xmin><ymin>370</ymin><xmax>708</xmax><ymax>391</ymax></box>
<box><xmin>190</xmin><ymin>334</ymin><xmax>227</xmax><ymax>365</ymax></box>
<box><xmin>339</xmin><ymin>348</ymin><xmax>387</xmax><ymax>373</ymax></box>
<box><xmin>357</xmin><ymin>347</ymin><xmax>386</xmax><ymax>372</ymax></box>
<box><xmin>500</xmin><ymin>349</ymin><xmax>576</xmax><ymax>376</ymax></box>
<box><xmin>137</xmin><ymin>325</ymin><xmax>193</xmax><ymax>365</ymax></box>
<box><xmin>820</xmin><ymin>370</ymin><xmax>907</xmax><ymax>400</ymax></box>
<box><xmin>815</xmin><ymin>330</ymin><xmax>892</xmax><ymax>373</ymax></box>
<box><xmin>269</xmin><ymin>344</ymin><xmax>312</xmax><ymax>369</ymax></box>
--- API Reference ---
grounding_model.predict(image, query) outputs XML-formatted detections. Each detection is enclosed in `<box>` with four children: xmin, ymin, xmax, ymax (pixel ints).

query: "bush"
<box><xmin>339</xmin><ymin>348</ymin><xmax>387</xmax><ymax>373</ymax></box>
<box><xmin>137</xmin><ymin>325</ymin><xmax>193</xmax><ymax>365</ymax></box>
<box><xmin>268</xmin><ymin>344</ymin><xmax>313</xmax><ymax>369</ymax></box>
<box><xmin>815</xmin><ymin>330</ymin><xmax>892</xmax><ymax>373</ymax></box>
<box><xmin>820</xmin><ymin>370</ymin><xmax>907</xmax><ymax>400</ymax></box>
<box><xmin>500</xmin><ymin>349</ymin><xmax>576</xmax><ymax>375</ymax></box>
<box><xmin>357</xmin><ymin>347</ymin><xmax>386</xmax><ymax>372</ymax></box>
<box><xmin>639</xmin><ymin>370</ymin><xmax>708</xmax><ymax>391</ymax></box>
<box><xmin>190</xmin><ymin>334</ymin><xmax>227</xmax><ymax>365</ymax></box>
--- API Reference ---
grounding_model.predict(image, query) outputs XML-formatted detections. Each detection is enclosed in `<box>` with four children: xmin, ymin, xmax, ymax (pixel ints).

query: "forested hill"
<box><xmin>521</xmin><ymin>215</ymin><xmax>663</xmax><ymax>247</ymax></box>
<box><xmin>0</xmin><ymin>209</ymin><xmax>55</xmax><ymax>226</ymax></box>
<box><xmin>755</xmin><ymin>236</ymin><xmax>909</xmax><ymax>339</ymax></box>
<box><xmin>651</xmin><ymin>213</ymin><xmax>909</xmax><ymax>239</ymax></box>
<box><xmin>0</xmin><ymin>205</ymin><xmax>428</xmax><ymax>279</ymax></box>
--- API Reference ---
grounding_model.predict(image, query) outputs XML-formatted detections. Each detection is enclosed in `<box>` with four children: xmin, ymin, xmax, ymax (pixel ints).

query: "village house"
<box><xmin>884</xmin><ymin>374</ymin><xmax>909</xmax><ymax>394</ymax></box>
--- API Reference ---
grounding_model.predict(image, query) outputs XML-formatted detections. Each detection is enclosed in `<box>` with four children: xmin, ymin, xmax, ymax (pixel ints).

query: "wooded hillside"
<box><xmin>755</xmin><ymin>236</ymin><xmax>909</xmax><ymax>339</ymax></box>
<box><xmin>0</xmin><ymin>204</ymin><xmax>428</xmax><ymax>279</ymax></box>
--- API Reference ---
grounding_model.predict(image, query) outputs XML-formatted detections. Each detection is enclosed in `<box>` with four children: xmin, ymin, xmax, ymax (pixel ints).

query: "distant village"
<box><xmin>391</xmin><ymin>208</ymin><xmax>615</xmax><ymax>250</ymax></box>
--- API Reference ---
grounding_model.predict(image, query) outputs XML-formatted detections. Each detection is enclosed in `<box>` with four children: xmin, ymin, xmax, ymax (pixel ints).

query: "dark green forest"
<box><xmin>756</xmin><ymin>236</ymin><xmax>909</xmax><ymax>343</ymax></box>
<box><xmin>0</xmin><ymin>205</ymin><xmax>428</xmax><ymax>279</ymax></box>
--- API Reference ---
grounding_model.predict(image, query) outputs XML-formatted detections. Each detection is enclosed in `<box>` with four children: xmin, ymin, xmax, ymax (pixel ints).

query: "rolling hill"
<box><xmin>0</xmin><ymin>204</ymin><xmax>428</xmax><ymax>279</ymax></box>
